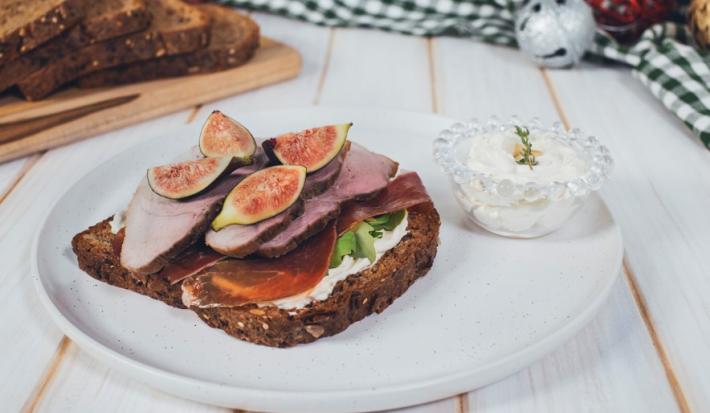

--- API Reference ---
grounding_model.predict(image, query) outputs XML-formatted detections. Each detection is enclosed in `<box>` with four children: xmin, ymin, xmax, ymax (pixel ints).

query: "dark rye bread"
<box><xmin>0</xmin><ymin>0</ymin><xmax>83</xmax><ymax>65</ymax></box>
<box><xmin>78</xmin><ymin>4</ymin><xmax>259</xmax><ymax>88</ymax></box>
<box><xmin>71</xmin><ymin>203</ymin><xmax>440</xmax><ymax>347</ymax></box>
<box><xmin>17</xmin><ymin>0</ymin><xmax>211</xmax><ymax>100</ymax></box>
<box><xmin>0</xmin><ymin>0</ymin><xmax>151</xmax><ymax>93</ymax></box>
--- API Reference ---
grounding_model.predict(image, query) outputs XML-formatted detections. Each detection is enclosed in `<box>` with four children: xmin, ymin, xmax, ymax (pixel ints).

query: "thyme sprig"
<box><xmin>514</xmin><ymin>126</ymin><xmax>538</xmax><ymax>170</ymax></box>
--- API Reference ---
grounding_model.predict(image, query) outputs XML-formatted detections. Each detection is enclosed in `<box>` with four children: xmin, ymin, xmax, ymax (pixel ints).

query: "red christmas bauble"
<box><xmin>585</xmin><ymin>0</ymin><xmax>676</xmax><ymax>41</ymax></box>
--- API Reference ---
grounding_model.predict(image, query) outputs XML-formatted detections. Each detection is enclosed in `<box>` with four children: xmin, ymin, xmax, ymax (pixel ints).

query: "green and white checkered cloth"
<box><xmin>218</xmin><ymin>0</ymin><xmax>710</xmax><ymax>149</ymax></box>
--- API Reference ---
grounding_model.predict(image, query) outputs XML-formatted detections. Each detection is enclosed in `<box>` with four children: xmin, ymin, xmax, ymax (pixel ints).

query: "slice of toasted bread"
<box><xmin>17</xmin><ymin>0</ymin><xmax>211</xmax><ymax>100</ymax></box>
<box><xmin>77</xmin><ymin>4</ymin><xmax>259</xmax><ymax>88</ymax></box>
<box><xmin>0</xmin><ymin>0</ymin><xmax>151</xmax><ymax>94</ymax></box>
<box><xmin>0</xmin><ymin>0</ymin><xmax>84</xmax><ymax>65</ymax></box>
<box><xmin>71</xmin><ymin>203</ymin><xmax>440</xmax><ymax>347</ymax></box>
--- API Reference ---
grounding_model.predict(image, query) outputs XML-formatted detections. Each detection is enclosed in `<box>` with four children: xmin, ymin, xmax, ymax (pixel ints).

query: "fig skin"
<box><xmin>199</xmin><ymin>110</ymin><xmax>257</xmax><ymax>159</ymax></box>
<box><xmin>211</xmin><ymin>165</ymin><xmax>307</xmax><ymax>230</ymax></box>
<box><xmin>262</xmin><ymin>123</ymin><xmax>352</xmax><ymax>173</ymax></box>
<box><xmin>147</xmin><ymin>156</ymin><xmax>235</xmax><ymax>200</ymax></box>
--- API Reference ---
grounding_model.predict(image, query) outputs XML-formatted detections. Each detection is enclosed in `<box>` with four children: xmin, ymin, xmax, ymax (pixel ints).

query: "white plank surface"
<box><xmin>0</xmin><ymin>14</ymin><xmax>704</xmax><ymax>413</ymax></box>
<box><xmin>549</xmin><ymin>63</ymin><xmax>710</xmax><ymax>411</ymax></box>
<box><xmin>318</xmin><ymin>29</ymin><xmax>433</xmax><ymax>111</ymax></box>
<box><xmin>434</xmin><ymin>39</ymin><xmax>556</xmax><ymax>119</ymax></box>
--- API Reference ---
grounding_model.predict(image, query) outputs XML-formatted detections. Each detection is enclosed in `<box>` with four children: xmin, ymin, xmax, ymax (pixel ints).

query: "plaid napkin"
<box><xmin>218</xmin><ymin>0</ymin><xmax>710</xmax><ymax>149</ymax></box>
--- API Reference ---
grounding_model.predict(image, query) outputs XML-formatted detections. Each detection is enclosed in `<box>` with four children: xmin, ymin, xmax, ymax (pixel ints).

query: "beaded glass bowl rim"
<box><xmin>432</xmin><ymin>116</ymin><xmax>614</xmax><ymax>198</ymax></box>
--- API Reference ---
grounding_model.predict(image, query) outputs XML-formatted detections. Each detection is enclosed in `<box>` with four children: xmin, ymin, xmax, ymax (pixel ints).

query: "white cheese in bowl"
<box><xmin>466</xmin><ymin>133</ymin><xmax>587</xmax><ymax>184</ymax></box>
<box><xmin>458</xmin><ymin>132</ymin><xmax>589</xmax><ymax>238</ymax></box>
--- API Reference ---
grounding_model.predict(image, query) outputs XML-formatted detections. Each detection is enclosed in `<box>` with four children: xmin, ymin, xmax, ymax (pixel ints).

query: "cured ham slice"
<box><xmin>336</xmin><ymin>172</ymin><xmax>431</xmax><ymax>234</ymax></box>
<box><xmin>162</xmin><ymin>246</ymin><xmax>225</xmax><ymax>285</ymax></box>
<box><xmin>182</xmin><ymin>222</ymin><xmax>337</xmax><ymax>308</ymax></box>
<box><xmin>120</xmin><ymin>149</ymin><xmax>268</xmax><ymax>275</ymax></box>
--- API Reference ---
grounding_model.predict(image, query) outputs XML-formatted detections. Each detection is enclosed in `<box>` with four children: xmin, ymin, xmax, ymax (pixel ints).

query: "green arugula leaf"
<box><xmin>329</xmin><ymin>210</ymin><xmax>407</xmax><ymax>270</ymax></box>
<box><xmin>381</xmin><ymin>210</ymin><xmax>406</xmax><ymax>231</ymax></box>
<box><xmin>365</xmin><ymin>214</ymin><xmax>389</xmax><ymax>228</ymax></box>
<box><xmin>366</xmin><ymin>209</ymin><xmax>406</xmax><ymax>232</ymax></box>
<box><xmin>329</xmin><ymin>231</ymin><xmax>356</xmax><ymax>268</ymax></box>
<box><xmin>354</xmin><ymin>222</ymin><xmax>377</xmax><ymax>263</ymax></box>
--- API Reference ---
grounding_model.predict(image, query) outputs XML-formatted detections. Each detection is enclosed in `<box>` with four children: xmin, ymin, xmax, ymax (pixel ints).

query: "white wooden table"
<box><xmin>2</xmin><ymin>13</ymin><xmax>708</xmax><ymax>413</ymax></box>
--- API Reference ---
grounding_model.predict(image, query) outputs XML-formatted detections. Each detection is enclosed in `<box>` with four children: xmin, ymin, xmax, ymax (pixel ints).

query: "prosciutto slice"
<box><xmin>256</xmin><ymin>143</ymin><xmax>398</xmax><ymax>257</ymax></box>
<box><xmin>336</xmin><ymin>171</ymin><xmax>431</xmax><ymax>234</ymax></box>
<box><xmin>183</xmin><ymin>222</ymin><xmax>337</xmax><ymax>308</ymax></box>
<box><xmin>120</xmin><ymin>150</ymin><xmax>268</xmax><ymax>274</ymax></box>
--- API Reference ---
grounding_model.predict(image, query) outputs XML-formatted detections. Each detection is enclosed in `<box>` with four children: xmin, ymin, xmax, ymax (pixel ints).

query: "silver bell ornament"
<box><xmin>515</xmin><ymin>0</ymin><xmax>596</xmax><ymax>68</ymax></box>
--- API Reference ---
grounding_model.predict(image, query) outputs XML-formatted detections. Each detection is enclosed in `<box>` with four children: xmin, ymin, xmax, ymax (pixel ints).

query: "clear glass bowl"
<box><xmin>433</xmin><ymin>116</ymin><xmax>614</xmax><ymax>238</ymax></box>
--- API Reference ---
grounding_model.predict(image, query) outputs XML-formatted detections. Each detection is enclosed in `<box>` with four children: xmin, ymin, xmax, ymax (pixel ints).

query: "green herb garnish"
<box><xmin>514</xmin><ymin>126</ymin><xmax>538</xmax><ymax>170</ymax></box>
<box><xmin>329</xmin><ymin>210</ymin><xmax>407</xmax><ymax>269</ymax></box>
<box><xmin>330</xmin><ymin>231</ymin><xmax>356</xmax><ymax>268</ymax></box>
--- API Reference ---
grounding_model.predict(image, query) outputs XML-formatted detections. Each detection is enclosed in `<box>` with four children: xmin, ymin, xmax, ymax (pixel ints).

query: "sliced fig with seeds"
<box><xmin>147</xmin><ymin>157</ymin><xmax>234</xmax><ymax>200</ymax></box>
<box><xmin>263</xmin><ymin>123</ymin><xmax>351</xmax><ymax>173</ymax></box>
<box><xmin>199</xmin><ymin>110</ymin><xmax>257</xmax><ymax>159</ymax></box>
<box><xmin>211</xmin><ymin>165</ymin><xmax>306</xmax><ymax>230</ymax></box>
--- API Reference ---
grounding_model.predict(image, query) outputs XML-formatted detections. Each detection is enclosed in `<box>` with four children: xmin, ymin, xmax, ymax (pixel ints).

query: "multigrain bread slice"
<box><xmin>71</xmin><ymin>203</ymin><xmax>440</xmax><ymax>347</ymax></box>
<box><xmin>17</xmin><ymin>0</ymin><xmax>211</xmax><ymax>100</ymax></box>
<box><xmin>0</xmin><ymin>0</ymin><xmax>151</xmax><ymax>93</ymax></box>
<box><xmin>78</xmin><ymin>4</ymin><xmax>259</xmax><ymax>88</ymax></box>
<box><xmin>0</xmin><ymin>0</ymin><xmax>84</xmax><ymax>65</ymax></box>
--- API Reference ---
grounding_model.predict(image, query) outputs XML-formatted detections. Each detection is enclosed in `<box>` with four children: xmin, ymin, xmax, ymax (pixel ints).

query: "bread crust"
<box><xmin>0</xmin><ymin>0</ymin><xmax>84</xmax><ymax>65</ymax></box>
<box><xmin>77</xmin><ymin>5</ymin><xmax>259</xmax><ymax>88</ymax></box>
<box><xmin>17</xmin><ymin>0</ymin><xmax>211</xmax><ymax>100</ymax></box>
<box><xmin>0</xmin><ymin>0</ymin><xmax>151</xmax><ymax>94</ymax></box>
<box><xmin>71</xmin><ymin>203</ymin><xmax>440</xmax><ymax>347</ymax></box>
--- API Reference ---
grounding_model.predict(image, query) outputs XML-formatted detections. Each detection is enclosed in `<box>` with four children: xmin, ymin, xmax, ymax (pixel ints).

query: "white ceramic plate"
<box><xmin>33</xmin><ymin>107</ymin><xmax>622</xmax><ymax>413</ymax></box>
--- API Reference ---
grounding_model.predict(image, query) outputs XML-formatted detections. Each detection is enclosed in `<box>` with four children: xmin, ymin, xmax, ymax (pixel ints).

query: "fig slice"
<box><xmin>199</xmin><ymin>110</ymin><xmax>257</xmax><ymax>159</ymax></box>
<box><xmin>263</xmin><ymin>123</ymin><xmax>351</xmax><ymax>173</ymax></box>
<box><xmin>211</xmin><ymin>165</ymin><xmax>306</xmax><ymax>230</ymax></box>
<box><xmin>147</xmin><ymin>156</ymin><xmax>234</xmax><ymax>200</ymax></box>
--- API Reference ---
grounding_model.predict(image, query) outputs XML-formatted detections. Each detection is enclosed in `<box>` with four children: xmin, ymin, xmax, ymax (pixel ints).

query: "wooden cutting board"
<box><xmin>0</xmin><ymin>37</ymin><xmax>301</xmax><ymax>163</ymax></box>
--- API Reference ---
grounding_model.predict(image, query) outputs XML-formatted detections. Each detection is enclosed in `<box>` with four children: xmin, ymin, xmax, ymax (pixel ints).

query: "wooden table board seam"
<box><xmin>540</xmin><ymin>68</ymin><xmax>691</xmax><ymax>413</ymax></box>
<box><xmin>312</xmin><ymin>29</ymin><xmax>336</xmax><ymax>106</ymax></box>
<box><xmin>0</xmin><ymin>154</ymin><xmax>42</xmax><ymax>204</ymax></box>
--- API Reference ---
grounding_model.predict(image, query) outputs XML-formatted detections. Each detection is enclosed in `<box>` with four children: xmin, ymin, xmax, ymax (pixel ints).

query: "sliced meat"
<box><xmin>256</xmin><ymin>198</ymin><xmax>340</xmax><ymax>258</ymax></box>
<box><xmin>337</xmin><ymin>171</ymin><xmax>432</xmax><ymax>234</ymax></box>
<box><xmin>162</xmin><ymin>246</ymin><xmax>225</xmax><ymax>285</ymax></box>
<box><xmin>120</xmin><ymin>150</ymin><xmax>268</xmax><ymax>274</ymax></box>
<box><xmin>205</xmin><ymin>200</ymin><xmax>304</xmax><ymax>257</ymax></box>
<box><xmin>301</xmin><ymin>142</ymin><xmax>350</xmax><ymax>198</ymax></box>
<box><xmin>183</xmin><ymin>222</ymin><xmax>337</xmax><ymax>308</ymax></box>
<box><xmin>257</xmin><ymin>143</ymin><xmax>398</xmax><ymax>258</ymax></box>
<box><xmin>324</xmin><ymin>142</ymin><xmax>398</xmax><ymax>201</ymax></box>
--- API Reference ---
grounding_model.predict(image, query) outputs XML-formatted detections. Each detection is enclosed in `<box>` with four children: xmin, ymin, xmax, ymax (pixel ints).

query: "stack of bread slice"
<box><xmin>0</xmin><ymin>0</ymin><xmax>259</xmax><ymax>100</ymax></box>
